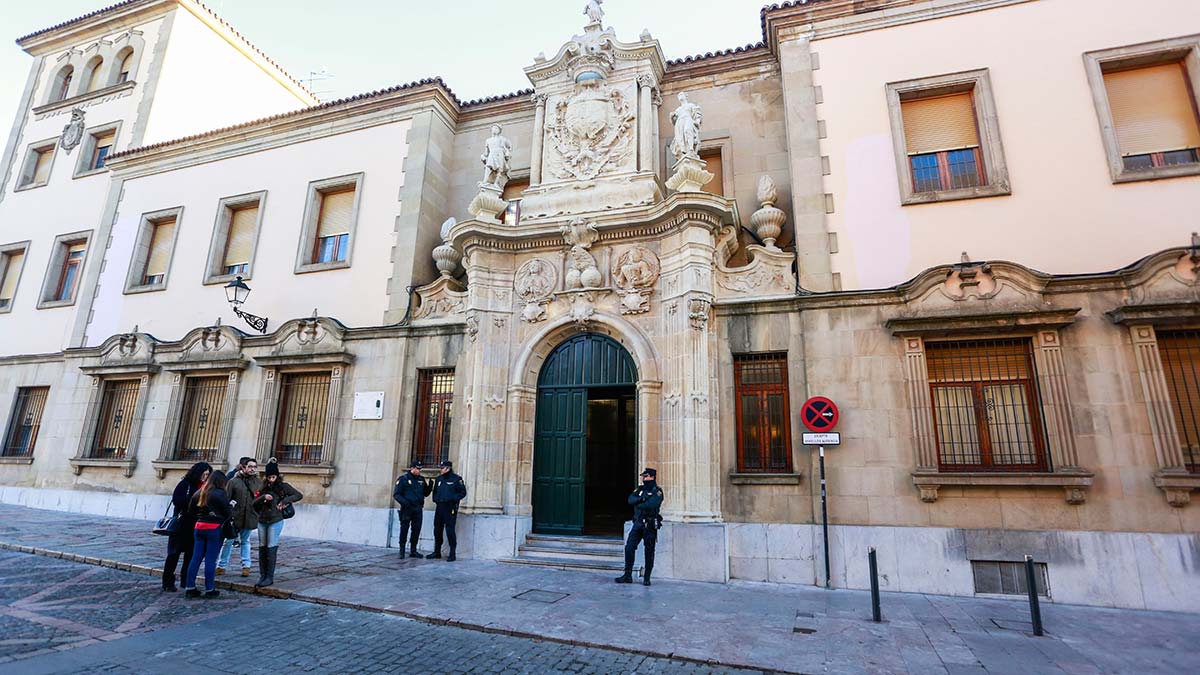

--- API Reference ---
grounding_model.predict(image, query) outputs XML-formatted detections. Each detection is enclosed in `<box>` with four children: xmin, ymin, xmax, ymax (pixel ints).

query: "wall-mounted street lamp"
<box><xmin>223</xmin><ymin>276</ymin><xmax>269</xmax><ymax>334</ymax></box>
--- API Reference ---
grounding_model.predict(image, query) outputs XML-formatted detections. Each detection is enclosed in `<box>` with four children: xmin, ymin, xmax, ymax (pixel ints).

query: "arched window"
<box><xmin>116</xmin><ymin>49</ymin><xmax>135</xmax><ymax>83</ymax></box>
<box><xmin>83</xmin><ymin>56</ymin><xmax>104</xmax><ymax>94</ymax></box>
<box><xmin>52</xmin><ymin>65</ymin><xmax>74</xmax><ymax>102</ymax></box>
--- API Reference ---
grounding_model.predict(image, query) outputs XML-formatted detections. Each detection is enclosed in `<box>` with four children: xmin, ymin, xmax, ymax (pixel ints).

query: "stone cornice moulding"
<box><xmin>524</xmin><ymin>33</ymin><xmax>668</xmax><ymax>85</ymax></box>
<box><xmin>0</xmin><ymin>352</ymin><xmax>66</xmax><ymax>366</ymax></box>
<box><xmin>16</xmin><ymin>0</ymin><xmax>166</xmax><ymax>55</ymax></box>
<box><xmin>78</xmin><ymin>362</ymin><xmax>161</xmax><ymax>376</ymax></box>
<box><xmin>1106</xmin><ymin>301</ymin><xmax>1200</xmax><ymax>327</ymax></box>
<box><xmin>158</xmin><ymin>357</ymin><xmax>249</xmax><ymax>372</ymax></box>
<box><xmin>252</xmin><ymin>352</ymin><xmax>355</xmax><ymax>368</ymax></box>
<box><xmin>31</xmin><ymin>81</ymin><xmax>137</xmax><ymax>118</ymax></box>
<box><xmin>885</xmin><ymin>308</ymin><xmax>1080</xmax><ymax>337</ymax></box>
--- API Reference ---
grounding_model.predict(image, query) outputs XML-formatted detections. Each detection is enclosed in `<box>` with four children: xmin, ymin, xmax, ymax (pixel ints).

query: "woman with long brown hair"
<box><xmin>161</xmin><ymin>461</ymin><xmax>211</xmax><ymax>592</ymax></box>
<box><xmin>183</xmin><ymin>470</ymin><xmax>232</xmax><ymax>598</ymax></box>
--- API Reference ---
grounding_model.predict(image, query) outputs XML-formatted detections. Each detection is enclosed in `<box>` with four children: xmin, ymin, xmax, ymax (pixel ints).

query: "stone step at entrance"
<box><xmin>498</xmin><ymin>532</ymin><xmax>639</xmax><ymax>575</ymax></box>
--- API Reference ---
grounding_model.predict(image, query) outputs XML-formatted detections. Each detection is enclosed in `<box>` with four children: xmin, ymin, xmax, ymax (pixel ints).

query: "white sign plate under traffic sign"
<box><xmin>802</xmin><ymin>432</ymin><xmax>841</xmax><ymax>446</ymax></box>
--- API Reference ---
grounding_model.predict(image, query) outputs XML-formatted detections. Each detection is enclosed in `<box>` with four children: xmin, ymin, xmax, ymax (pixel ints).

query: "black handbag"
<box><xmin>281</xmin><ymin>503</ymin><xmax>296</xmax><ymax>520</ymax></box>
<box><xmin>221</xmin><ymin>519</ymin><xmax>236</xmax><ymax>540</ymax></box>
<box><xmin>152</xmin><ymin>504</ymin><xmax>178</xmax><ymax>536</ymax></box>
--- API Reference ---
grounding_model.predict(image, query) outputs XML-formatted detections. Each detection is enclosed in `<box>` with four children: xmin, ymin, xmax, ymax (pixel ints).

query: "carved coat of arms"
<box><xmin>546</xmin><ymin>84</ymin><xmax>636</xmax><ymax>181</ymax></box>
<box><xmin>60</xmin><ymin>108</ymin><xmax>86</xmax><ymax>154</ymax></box>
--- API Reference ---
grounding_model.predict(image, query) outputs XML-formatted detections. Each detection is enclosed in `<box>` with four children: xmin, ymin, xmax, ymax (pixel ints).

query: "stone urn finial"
<box><xmin>750</xmin><ymin>175</ymin><xmax>786</xmax><ymax>250</ymax></box>
<box><xmin>432</xmin><ymin>217</ymin><xmax>461</xmax><ymax>278</ymax></box>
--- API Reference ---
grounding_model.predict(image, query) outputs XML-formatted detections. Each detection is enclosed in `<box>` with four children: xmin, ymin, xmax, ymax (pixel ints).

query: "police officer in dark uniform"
<box><xmin>615</xmin><ymin>468</ymin><xmax>663</xmax><ymax>586</ymax></box>
<box><xmin>393</xmin><ymin>460</ymin><xmax>432</xmax><ymax>559</ymax></box>
<box><xmin>429</xmin><ymin>460</ymin><xmax>467</xmax><ymax>562</ymax></box>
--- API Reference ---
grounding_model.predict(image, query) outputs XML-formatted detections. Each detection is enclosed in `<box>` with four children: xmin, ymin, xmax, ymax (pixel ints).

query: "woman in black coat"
<box><xmin>162</xmin><ymin>461</ymin><xmax>211</xmax><ymax>592</ymax></box>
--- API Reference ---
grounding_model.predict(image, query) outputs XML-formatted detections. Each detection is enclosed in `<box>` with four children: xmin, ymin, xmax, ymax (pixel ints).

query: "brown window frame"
<box><xmin>926</xmin><ymin>338</ymin><xmax>1050</xmax><ymax>473</ymax></box>
<box><xmin>3</xmin><ymin>386</ymin><xmax>50</xmax><ymax>457</ymax></box>
<box><xmin>274</xmin><ymin>371</ymin><xmax>332</xmax><ymax>465</ymax></box>
<box><xmin>173</xmin><ymin>375</ymin><xmax>228</xmax><ymax>462</ymax></box>
<box><xmin>412</xmin><ymin>368</ymin><xmax>455</xmax><ymax>467</ymax></box>
<box><xmin>733</xmin><ymin>353</ymin><xmax>793</xmax><ymax>474</ymax></box>
<box><xmin>1157</xmin><ymin>329</ymin><xmax>1200</xmax><ymax>473</ymax></box>
<box><xmin>56</xmin><ymin>247</ymin><xmax>85</xmax><ymax>302</ymax></box>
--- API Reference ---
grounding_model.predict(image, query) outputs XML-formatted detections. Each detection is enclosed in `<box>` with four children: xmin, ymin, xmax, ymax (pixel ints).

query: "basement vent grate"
<box><xmin>971</xmin><ymin>560</ymin><xmax>1049</xmax><ymax>597</ymax></box>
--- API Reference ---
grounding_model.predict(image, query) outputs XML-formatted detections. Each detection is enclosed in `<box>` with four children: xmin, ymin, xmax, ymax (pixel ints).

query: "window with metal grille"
<box><xmin>926</xmin><ymin>338</ymin><xmax>1048</xmax><ymax>472</ymax></box>
<box><xmin>91</xmin><ymin>380</ymin><xmax>140</xmax><ymax>459</ymax></box>
<box><xmin>971</xmin><ymin>560</ymin><xmax>1048</xmax><ymax>597</ymax></box>
<box><xmin>733</xmin><ymin>353</ymin><xmax>793</xmax><ymax>473</ymax></box>
<box><xmin>173</xmin><ymin>376</ymin><xmax>227</xmax><ymax>462</ymax></box>
<box><xmin>3</xmin><ymin>387</ymin><xmax>49</xmax><ymax>457</ymax></box>
<box><xmin>413</xmin><ymin>368</ymin><xmax>454</xmax><ymax>467</ymax></box>
<box><xmin>275</xmin><ymin>372</ymin><xmax>331</xmax><ymax>465</ymax></box>
<box><xmin>1157</xmin><ymin>329</ymin><xmax>1200</xmax><ymax>473</ymax></box>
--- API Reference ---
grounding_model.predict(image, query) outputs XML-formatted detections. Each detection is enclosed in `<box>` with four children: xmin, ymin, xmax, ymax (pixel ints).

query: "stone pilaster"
<box><xmin>1033</xmin><ymin>330</ymin><xmax>1083</xmax><ymax>470</ymax></box>
<box><xmin>255</xmin><ymin>369</ymin><xmax>280</xmax><ymax>461</ymax></box>
<box><xmin>503</xmin><ymin>383</ymin><xmax>537</xmax><ymax>515</ymax></box>
<box><xmin>530</xmin><ymin>94</ymin><xmax>547</xmax><ymax>186</ymax></box>
<box><xmin>637</xmin><ymin>75</ymin><xmax>656</xmax><ymax>173</ymax></box>
<box><xmin>902</xmin><ymin>337</ymin><xmax>937</xmax><ymax>472</ymax></box>
<box><xmin>1128</xmin><ymin>324</ymin><xmax>1197</xmax><ymax>506</ymax></box>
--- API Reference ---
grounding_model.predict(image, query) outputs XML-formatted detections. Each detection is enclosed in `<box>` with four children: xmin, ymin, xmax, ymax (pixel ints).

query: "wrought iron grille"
<box><xmin>174</xmin><ymin>376</ymin><xmax>227</xmax><ymax>462</ymax></box>
<box><xmin>91</xmin><ymin>379</ymin><xmax>140</xmax><ymax>459</ymax></box>
<box><xmin>926</xmin><ymin>338</ymin><xmax>1048</xmax><ymax>472</ymax></box>
<box><xmin>413</xmin><ymin>368</ymin><xmax>454</xmax><ymax>467</ymax></box>
<box><xmin>3</xmin><ymin>387</ymin><xmax>49</xmax><ymax>457</ymax></box>
<box><xmin>275</xmin><ymin>372</ymin><xmax>331</xmax><ymax>465</ymax></box>
<box><xmin>733</xmin><ymin>353</ymin><xmax>793</xmax><ymax>473</ymax></box>
<box><xmin>1157</xmin><ymin>329</ymin><xmax>1200</xmax><ymax>472</ymax></box>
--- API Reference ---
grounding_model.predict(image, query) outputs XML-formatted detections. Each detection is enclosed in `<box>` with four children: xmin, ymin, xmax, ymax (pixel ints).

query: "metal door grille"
<box><xmin>3</xmin><ymin>387</ymin><xmax>49</xmax><ymax>457</ymax></box>
<box><xmin>926</xmin><ymin>338</ymin><xmax>1048</xmax><ymax>472</ymax></box>
<box><xmin>1158</xmin><ymin>329</ymin><xmax>1200</xmax><ymax>472</ymax></box>
<box><xmin>733</xmin><ymin>353</ymin><xmax>793</xmax><ymax>473</ymax></box>
<box><xmin>174</xmin><ymin>376</ymin><xmax>227</xmax><ymax>462</ymax></box>
<box><xmin>413</xmin><ymin>368</ymin><xmax>454</xmax><ymax>467</ymax></box>
<box><xmin>275</xmin><ymin>372</ymin><xmax>331</xmax><ymax>465</ymax></box>
<box><xmin>91</xmin><ymin>380</ymin><xmax>140</xmax><ymax>459</ymax></box>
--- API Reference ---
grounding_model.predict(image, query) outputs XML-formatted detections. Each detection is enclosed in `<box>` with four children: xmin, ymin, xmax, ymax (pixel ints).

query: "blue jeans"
<box><xmin>184</xmin><ymin>527</ymin><xmax>223</xmax><ymax>592</ymax></box>
<box><xmin>218</xmin><ymin>528</ymin><xmax>254</xmax><ymax>568</ymax></box>
<box><xmin>257</xmin><ymin>520</ymin><xmax>284</xmax><ymax>548</ymax></box>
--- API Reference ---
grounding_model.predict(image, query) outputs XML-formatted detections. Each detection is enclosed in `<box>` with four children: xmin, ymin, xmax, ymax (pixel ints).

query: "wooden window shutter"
<box><xmin>144</xmin><ymin>219</ymin><xmax>175</xmax><ymax>277</ymax></box>
<box><xmin>701</xmin><ymin>149</ymin><xmax>724</xmax><ymax>196</ymax></box>
<box><xmin>1</xmin><ymin>251</ymin><xmax>24</xmax><ymax>300</ymax></box>
<box><xmin>316</xmin><ymin>189</ymin><xmax>354</xmax><ymax>238</ymax></box>
<box><xmin>1104</xmin><ymin>63</ymin><xmax>1200</xmax><ymax>156</ymax></box>
<box><xmin>223</xmin><ymin>206</ymin><xmax>257</xmax><ymax>267</ymax></box>
<box><xmin>901</xmin><ymin>93</ymin><xmax>981</xmax><ymax>155</ymax></box>
<box><xmin>33</xmin><ymin>149</ymin><xmax>52</xmax><ymax>183</ymax></box>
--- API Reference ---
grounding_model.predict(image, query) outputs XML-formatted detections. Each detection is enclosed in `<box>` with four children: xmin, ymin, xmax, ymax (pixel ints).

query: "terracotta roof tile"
<box><xmin>666</xmin><ymin>42</ymin><xmax>768</xmax><ymax>67</ymax></box>
<box><xmin>16</xmin><ymin>0</ymin><xmax>144</xmax><ymax>43</ymax></box>
<box><xmin>461</xmin><ymin>88</ymin><xmax>535</xmax><ymax>109</ymax></box>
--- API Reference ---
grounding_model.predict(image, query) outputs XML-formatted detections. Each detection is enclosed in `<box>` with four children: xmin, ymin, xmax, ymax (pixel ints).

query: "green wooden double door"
<box><xmin>533</xmin><ymin>334</ymin><xmax>637</xmax><ymax>536</ymax></box>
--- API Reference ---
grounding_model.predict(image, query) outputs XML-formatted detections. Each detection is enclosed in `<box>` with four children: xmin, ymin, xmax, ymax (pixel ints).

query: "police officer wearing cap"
<box><xmin>615</xmin><ymin>468</ymin><xmax>664</xmax><ymax>586</ymax></box>
<box><xmin>393</xmin><ymin>460</ymin><xmax>432</xmax><ymax>559</ymax></box>
<box><xmin>430</xmin><ymin>460</ymin><xmax>467</xmax><ymax>561</ymax></box>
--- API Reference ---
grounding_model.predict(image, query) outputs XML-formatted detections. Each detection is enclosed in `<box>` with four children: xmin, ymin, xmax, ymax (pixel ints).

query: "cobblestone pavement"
<box><xmin>2</xmin><ymin>504</ymin><xmax>1199</xmax><ymax>674</ymax></box>
<box><xmin>5</xmin><ymin>552</ymin><xmax>762</xmax><ymax>675</ymax></box>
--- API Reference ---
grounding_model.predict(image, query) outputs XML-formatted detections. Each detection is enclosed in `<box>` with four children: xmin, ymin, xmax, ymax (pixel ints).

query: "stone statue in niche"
<box><xmin>669</xmin><ymin>93</ymin><xmax>703</xmax><ymax>162</ymax></box>
<box><xmin>60</xmin><ymin>108</ymin><xmax>86</xmax><ymax>154</ymax></box>
<box><xmin>584</xmin><ymin>0</ymin><xmax>604</xmax><ymax>25</ymax></box>
<box><xmin>480</xmin><ymin>124</ymin><xmax>512</xmax><ymax>190</ymax></box>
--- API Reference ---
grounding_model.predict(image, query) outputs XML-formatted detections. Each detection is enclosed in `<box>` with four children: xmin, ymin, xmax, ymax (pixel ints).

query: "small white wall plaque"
<box><xmin>353</xmin><ymin>391</ymin><xmax>385</xmax><ymax>420</ymax></box>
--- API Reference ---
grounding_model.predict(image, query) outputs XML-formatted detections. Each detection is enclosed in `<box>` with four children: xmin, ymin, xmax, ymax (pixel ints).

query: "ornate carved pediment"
<box><xmin>255</xmin><ymin>317</ymin><xmax>350</xmax><ymax>364</ymax></box>
<box><xmin>96</xmin><ymin>331</ymin><xmax>158</xmax><ymax>366</ymax></box>
<box><xmin>715</xmin><ymin>244</ymin><xmax>795</xmax><ymax>301</ymax></box>
<box><xmin>900</xmin><ymin>258</ymin><xmax>1050</xmax><ymax>314</ymax></box>
<box><xmin>152</xmin><ymin>325</ymin><xmax>249</xmax><ymax>371</ymax></box>
<box><xmin>412</xmin><ymin>276</ymin><xmax>469</xmax><ymax>324</ymax></box>
<box><xmin>1117</xmin><ymin>247</ymin><xmax>1200</xmax><ymax>307</ymax></box>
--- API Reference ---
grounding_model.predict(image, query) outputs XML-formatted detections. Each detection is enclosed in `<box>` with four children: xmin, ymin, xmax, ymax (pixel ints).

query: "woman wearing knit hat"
<box><xmin>251</xmin><ymin>458</ymin><xmax>303</xmax><ymax>588</ymax></box>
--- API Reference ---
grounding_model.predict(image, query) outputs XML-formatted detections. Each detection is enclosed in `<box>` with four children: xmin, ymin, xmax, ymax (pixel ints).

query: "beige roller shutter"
<box><xmin>701</xmin><ymin>149</ymin><xmax>724</xmax><ymax>196</ymax></box>
<box><xmin>86</xmin><ymin>62</ymin><xmax>104</xmax><ymax>92</ymax></box>
<box><xmin>1</xmin><ymin>251</ymin><xmax>24</xmax><ymax>301</ymax></box>
<box><xmin>33</xmin><ymin>150</ymin><xmax>53</xmax><ymax>184</ymax></box>
<box><xmin>144</xmin><ymin>218</ymin><xmax>175</xmax><ymax>277</ymax></box>
<box><xmin>67</xmin><ymin>242</ymin><xmax>87</xmax><ymax>255</ymax></box>
<box><xmin>901</xmin><ymin>93</ymin><xmax>980</xmax><ymax>155</ymax></box>
<box><xmin>223</xmin><ymin>206</ymin><xmax>257</xmax><ymax>267</ymax></box>
<box><xmin>316</xmin><ymin>189</ymin><xmax>354</xmax><ymax>238</ymax></box>
<box><xmin>1104</xmin><ymin>63</ymin><xmax>1200</xmax><ymax>156</ymax></box>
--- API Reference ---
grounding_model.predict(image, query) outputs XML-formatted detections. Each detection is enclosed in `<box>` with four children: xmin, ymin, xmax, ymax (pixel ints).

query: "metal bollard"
<box><xmin>1024</xmin><ymin>555</ymin><xmax>1044</xmax><ymax>636</ymax></box>
<box><xmin>868</xmin><ymin>547</ymin><xmax>882</xmax><ymax>622</ymax></box>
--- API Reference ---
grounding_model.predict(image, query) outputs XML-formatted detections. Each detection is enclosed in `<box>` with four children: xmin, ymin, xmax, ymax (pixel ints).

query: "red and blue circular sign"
<box><xmin>801</xmin><ymin>396</ymin><xmax>839</xmax><ymax>432</ymax></box>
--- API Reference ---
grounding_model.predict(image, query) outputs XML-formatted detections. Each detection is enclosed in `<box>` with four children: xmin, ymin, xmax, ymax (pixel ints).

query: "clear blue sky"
<box><xmin>1</xmin><ymin>0</ymin><xmax>774</xmax><ymax>140</ymax></box>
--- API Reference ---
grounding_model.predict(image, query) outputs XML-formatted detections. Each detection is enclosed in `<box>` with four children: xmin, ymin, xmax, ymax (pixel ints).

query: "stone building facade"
<box><xmin>0</xmin><ymin>0</ymin><xmax>1197</xmax><ymax>612</ymax></box>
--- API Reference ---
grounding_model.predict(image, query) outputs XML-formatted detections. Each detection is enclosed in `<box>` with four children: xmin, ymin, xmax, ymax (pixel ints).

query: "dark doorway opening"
<box><xmin>584</xmin><ymin>387</ymin><xmax>637</xmax><ymax>536</ymax></box>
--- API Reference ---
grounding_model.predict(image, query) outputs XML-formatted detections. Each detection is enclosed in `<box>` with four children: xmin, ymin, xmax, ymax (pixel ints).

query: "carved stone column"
<box><xmin>255</xmin><ymin>370</ymin><xmax>281</xmax><ymax>461</ymax></box>
<box><xmin>902</xmin><ymin>337</ymin><xmax>937</xmax><ymax>473</ymax></box>
<box><xmin>503</xmin><ymin>383</ymin><xmax>537</xmax><ymax>515</ymax></box>
<box><xmin>1033</xmin><ymin>330</ymin><xmax>1083</xmax><ymax>470</ymax></box>
<box><xmin>1129</xmin><ymin>324</ymin><xmax>1195</xmax><ymax>506</ymax></box>
<box><xmin>637</xmin><ymin>76</ymin><xmax>656</xmax><ymax>173</ymax></box>
<box><xmin>530</xmin><ymin>94</ymin><xmax>548</xmax><ymax>186</ymax></box>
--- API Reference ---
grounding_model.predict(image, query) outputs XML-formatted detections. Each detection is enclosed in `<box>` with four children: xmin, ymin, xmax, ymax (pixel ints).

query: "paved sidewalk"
<box><xmin>1</xmin><ymin>504</ymin><xmax>1197</xmax><ymax>674</ymax></box>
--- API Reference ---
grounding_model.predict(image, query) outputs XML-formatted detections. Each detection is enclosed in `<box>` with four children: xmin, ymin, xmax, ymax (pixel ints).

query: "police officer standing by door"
<box><xmin>429</xmin><ymin>460</ymin><xmax>467</xmax><ymax>561</ymax></box>
<box><xmin>393</xmin><ymin>460</ymin><xmax>432</xmax><ymax>559</ymax></box>
<box><xmin>615</xmin><ymin>468</ymin><xmax>663</xmax><ymax>586</ymax></box>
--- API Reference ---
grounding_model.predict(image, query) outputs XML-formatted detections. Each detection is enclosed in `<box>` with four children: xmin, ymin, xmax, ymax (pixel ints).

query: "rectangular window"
<box><xmin>502</xmin><ymin>179</ymin><xmax>528</xmax><ymax>226</ymax></box>
<box><xmin>275</xmin><ymin>372</ymin><xmax>332</xmax><ymax>465</ymax></box>
<box><xmin>971</xmin><ymin>560</ymin><xmax>1048</xmax><ymax>597</ymax></box>
<box><xmin>74</xmin><ymin>124</ymin><xmax>121</xmax><ymax>178</ymax></box>
<box><xmin>90</xmin><ymin>379</ymin><xmax>140</xmax><ymax>459</ymax></box>
<box><xmin>140</xmin><ymin>217</ymin><xmax>176</xmax><ymax>286</ymax></box>
<box><xmin>90</xmin><ymin>132</ymin><xmax>115</xmax><ymax>171</ymax></box>
<box><xmin>3</xmin><ymin>387</ymin><xmax>49</xmax><ymax>457</ymax></box>
<box><xmin>18</xmin><ymin>144</ymin><xmax>55</xmax><ymax>189</ymax></box>
<box><xmin>901</xmin><ymin>92</ymin><xmax>985</xmax><ymax>193</ymax></box>
<box><xmin>733</xmin><ymin>353</ymin><xmax>793</xmax><ymax>473</ymax></box>
<box><xmin>173</xmin><ymin>376</ymin><xmax>227</xmax><ymax>462</ymax></box>
<box><xmin>56</xmin><ymin>243</ymin><xmax>86</xmax><ymax>302</ymax></box>
<box><xmin>223</xmin><ymin>205</ymin><xmax>258</xmax><ymax>275</ymax></box>
<box><xmin>926</xmin><ymin>338</ymin><xmax>1048</xmax><ymax>472</ymax></box>
<box><xmin>0</xmin><ymin>247</ymin><xmax>26</xmax><ymax>311</ymax></box>
<box><xmin>1157</xmin><ymin>329</ymin><xmax>1200</xmax><ymax>473</ymax></box>
<box><xmin>1104</xmin><ymin>62</ymin><xmax>1200</xmax><ymax>171</ymax></box>
<box><xmin>413</xmin><ymin>368</ymin><xmax>454</xmax><ymax>467</ymax></box>
<box><xmin>313</xmin><ymin>188</ymin><xmax>354</xmax><ymax>264</ymax></box>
